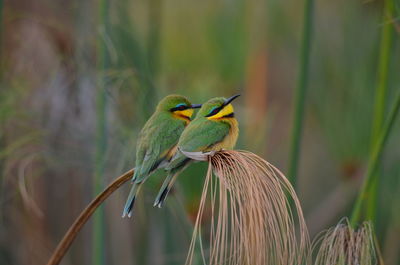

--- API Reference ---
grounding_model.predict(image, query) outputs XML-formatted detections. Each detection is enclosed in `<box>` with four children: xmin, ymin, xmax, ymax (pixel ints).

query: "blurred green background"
<box><xmin>0</xmin><ymin>0</ymin><xmax>399</xmax><ymax>264</ymax></box>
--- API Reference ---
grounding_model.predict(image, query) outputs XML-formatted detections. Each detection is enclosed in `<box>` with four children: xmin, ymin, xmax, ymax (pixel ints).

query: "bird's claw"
<box><xmin>178</xmin><ymin>148</ymin><xmax>216</xmax><ymax>161</ymax></box>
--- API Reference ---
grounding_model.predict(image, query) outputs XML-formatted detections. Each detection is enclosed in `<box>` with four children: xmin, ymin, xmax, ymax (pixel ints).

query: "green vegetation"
<box><xmin>93</xmin><ymin>0</ymin><xmax>110</xmax><ymax>264</ymax></box>
<box><xmin>366</xmin><ymin>0</ymin><xmax>396</xmax><ymax>222</ymax></box>
<box><xmin>0</xmin><ymin>0</ymin><xmax>399</xmax><ymax>264</ymax></box>
<box><xmin>351</xmin><ymin>91</ymin><xmax>400</xmax><ymax>226</ymax></box>
<box><xmin>288</xmin><ymin>0</ymin><xmax>314</xmax><ymax>189</ymax></box>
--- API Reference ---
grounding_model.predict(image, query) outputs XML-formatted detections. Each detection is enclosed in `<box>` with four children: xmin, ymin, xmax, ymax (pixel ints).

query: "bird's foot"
<box><xmin>178</xmin><ymin>148</ymin><xmax>216</xmax><ymax>161</ymax></box>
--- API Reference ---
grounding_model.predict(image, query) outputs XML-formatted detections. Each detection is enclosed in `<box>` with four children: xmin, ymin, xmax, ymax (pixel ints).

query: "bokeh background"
<box><xmin>1</xmin><ymin>0</ymin><xmax>400</xmax><ymax>264</ymax></box>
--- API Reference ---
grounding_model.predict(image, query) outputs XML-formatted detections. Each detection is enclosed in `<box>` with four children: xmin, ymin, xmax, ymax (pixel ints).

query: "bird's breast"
<box><xmin>209</xmin><ymin>118</ymin><xmax>239</xmax><ymax>151</ymax></box>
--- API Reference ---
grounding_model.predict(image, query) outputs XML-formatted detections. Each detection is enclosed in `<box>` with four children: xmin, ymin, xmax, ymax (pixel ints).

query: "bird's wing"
<box><xmin>134</xmin><ymin>116</ymin><xmax>185</xmax><ymax>183</ymax></box>
<box><xmin>167</xmin><ymin>120</ymin><xmax>230</xmax><ymax>170</ymax></box>
<box><xmin>180</xmin><ymin>119</ymin><xmax>230</xmax><ymax>151</ymax></box>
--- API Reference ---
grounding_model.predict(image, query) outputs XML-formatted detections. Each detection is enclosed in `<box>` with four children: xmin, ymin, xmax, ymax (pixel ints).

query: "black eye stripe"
<box><xmin>170</xmin><ymin>105</ymin><xmax>188</xmax><ymax>112</ymax></box>
<box><xmin>205</xmin><ymin>106</ymin><xmax>223</xmax><ymax>117</ymax></box>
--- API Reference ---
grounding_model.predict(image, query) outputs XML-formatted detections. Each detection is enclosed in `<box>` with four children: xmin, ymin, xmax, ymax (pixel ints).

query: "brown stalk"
<box><xmin>45</xmin><ymin>169</ymin><xmax>134</xmax><ymax>265</ymax></box>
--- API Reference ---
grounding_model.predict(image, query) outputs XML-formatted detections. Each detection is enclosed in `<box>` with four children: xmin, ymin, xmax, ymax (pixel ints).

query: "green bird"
<box><xmin>122</xmin><ymin>95</ymin><xmax>201</xmax><ymax>218</ymax></box>
<box><xmin>154</xmin><ymin>94</ymin><xmax>240</xmax><ymax>208</ymax></box>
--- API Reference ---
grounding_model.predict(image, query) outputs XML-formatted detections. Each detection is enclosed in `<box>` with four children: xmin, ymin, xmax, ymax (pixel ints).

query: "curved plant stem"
<box><xmin>288</xmin><ymin>0</ymin><xmax>314</xmax><ymax>188</ymax></box>
<box><xmin>46</xmin><ymin>169</ymin><xmax>134</xmax><ymax>265</ymax></box>
<box><xmin>366</xmin><ymin>0</ymin><xmax>395</xmax><ymax>222</ymax></box>
<box><xmin>351</xmin><ymin>91</ymin><xmax>400</xmax><ymax>227</ymax></box>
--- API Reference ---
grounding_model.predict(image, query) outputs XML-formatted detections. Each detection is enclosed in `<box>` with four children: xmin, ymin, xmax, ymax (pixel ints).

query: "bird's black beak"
<box><xmin>191</xmin><ymin>104</ymin><xmax>202</xmax><ymax>109</ymax></box>
<box><xmin>223</xmin><ymin>94</ymin><xmax>241</xmax><ymax>107</ymax></box>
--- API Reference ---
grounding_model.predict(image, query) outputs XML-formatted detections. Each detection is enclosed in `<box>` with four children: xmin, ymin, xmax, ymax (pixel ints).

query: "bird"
<box><xmin>122</xmin><ymin>95</ymin><xmax>201</xmax><ymax>218</ymax></box>
<box><xmin>153</xmin><ymin>94</ymin><xmax>240</xmax><ymax>208</ymax></box>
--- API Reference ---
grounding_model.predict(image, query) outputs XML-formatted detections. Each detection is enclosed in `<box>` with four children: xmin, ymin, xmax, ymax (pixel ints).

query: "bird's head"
<box><xmin>198</xmin><ymin>94</ymin><xmax>240</xmax><ymax>121</ymax></box>
<box><xmin>157</xmin><ymin>94</ymin><xmax>202</xmax><ymax>121</ymax></box>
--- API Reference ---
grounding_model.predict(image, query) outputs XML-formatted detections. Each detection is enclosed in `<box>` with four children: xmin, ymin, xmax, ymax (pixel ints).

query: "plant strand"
<box><xmin>351</xmin><ymin>91</ymin><xmax>400</xmax><ymax>226</ymax></box>
<box><xmin>46</xmin><ymin>169</ymin><xmax>134</xmax><ymax>265</ymax></box>
<box><xmin>288</xmin><ymin>0</ymin><xmax>314</xmax><ymax>188</ymax></box>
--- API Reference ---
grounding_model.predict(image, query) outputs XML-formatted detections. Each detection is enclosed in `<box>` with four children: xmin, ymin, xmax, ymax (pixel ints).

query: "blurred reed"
<box><xmin>0</xmin><ymin>0</ymin><xmax>4</xmax><ymax>201</ymax></box>
<box><xmin>309</xmin><ymin>1</ymin><xmax>377</xmax><ymax>174</ymax></box>
<box><xmin>93</xmin><ymin>0</ymin><xmax>110</xmax><ymax>264</ymax></box>
<box><xmin>0</xmin><ymin>0</ymin><xmax>3</xmax><ymax>75</ymax></box>
<box><xmin>288</xmin><ymin>0</ymin><xmax>314</xmax><ymax>188</ymax></box>
<box><xmin>112</xmin><ymin>0</ymin><xmax>158</xmax><ymax>122</ymax></box>
<box><xmin>351</xmin><ymin>90</ymin><xmax>400</xmax><ymax>226</ymax></box>
<box><xmin>147</xmin><ymin>0</ymin><xmax>162</xmax><ymax>79</ymax></box>
<box><xmin>0</xmin><ymin>0</ymin><xmax>3</xmax><ymax>183</ymax></box>
<box><xmin>366</xmin><ymin>0</ymin><xmax>396</xmax><ymax>222</ymax></box>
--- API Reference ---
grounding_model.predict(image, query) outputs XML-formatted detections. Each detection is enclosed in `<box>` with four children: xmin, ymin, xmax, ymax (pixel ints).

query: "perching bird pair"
<box><xmin>122</xmin><ymin>94</ymin><xmax>240</xmax><ymax>218</ymax></box>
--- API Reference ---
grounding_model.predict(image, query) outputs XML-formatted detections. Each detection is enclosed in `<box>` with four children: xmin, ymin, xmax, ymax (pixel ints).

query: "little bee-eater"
<box><xmin>122</xmin><ymin>95</ymin><xmax>201</xmax><ymax>218</ymax></box>
<box><xmin>154</xmin><ymin>94</ymin><xmax>240</xmax><ymax>208</ymax></box>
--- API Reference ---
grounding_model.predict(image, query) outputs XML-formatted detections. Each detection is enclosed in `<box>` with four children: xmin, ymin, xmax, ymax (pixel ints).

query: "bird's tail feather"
<box><xmin>153</xmin><ymin>172</ymin><xmax>179</xmax><ymax>208</ymax></box>
<box><xmin>122</xmin><ymin>182</ymin><xmax>141</xmax><ymax>218</ymax></box>
<box><xmin>155</xmin><ymin>159</ymin><xmax>191</xmax><ymax>208</ymax></box>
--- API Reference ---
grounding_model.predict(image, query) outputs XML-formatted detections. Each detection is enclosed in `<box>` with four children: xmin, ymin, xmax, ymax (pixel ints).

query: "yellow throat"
<box><xmin>173</xmin><ymin>108</ymin><xmax>194</xmax><ymax>123</ymax></box>
<box><xmin>207</xmin><ymin>104</ymin><xmax>234</xmax><ymax>120</ymax></box>
<box><xmin>206</xmin><ymin>103</ymin><xmax>238</xmax><ymax>150</ymax></box>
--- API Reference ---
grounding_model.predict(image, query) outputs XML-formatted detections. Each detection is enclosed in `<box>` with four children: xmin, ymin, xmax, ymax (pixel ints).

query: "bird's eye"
<box><xmin>206</xmin><ymin>106</ymin><xmax>221</xmax><ymax>117</ymax></box>
<box><xmin>176</xmin><ymin>104</ymin><xmax>187</xmax><ymax>110</ymax></box>
<box><xmin>171</xmin><ymin>103</ymin><xmax>187</xmax><ymax>112</ymax></box>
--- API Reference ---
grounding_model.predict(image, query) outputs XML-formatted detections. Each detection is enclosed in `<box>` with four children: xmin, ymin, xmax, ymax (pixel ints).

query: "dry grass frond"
<box><xmin>312</xmin><ymin>218</ymin><xmax>383</xmax><ymax>265</ymax></box>
<box><xmin>18</xmin><ymin>154</ymin><xmax>44</xmax><ymax>218</ymax></box>
<box><xmin>185</xmin><ymin>150</ymin><xmax>309</xmax><ymax>265</ymax></box>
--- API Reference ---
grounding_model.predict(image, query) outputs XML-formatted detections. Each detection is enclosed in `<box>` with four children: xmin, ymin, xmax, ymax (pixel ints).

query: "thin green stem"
<box><xmin>350</xmin><ymin>91</ymin><xmax>400</xmax><ymax>227</ymax></box>
<box><xmin>288</xmin><ymin>0</ymin><xmax>314</xmax><ymax>188</ymax></box>
<box><xmin>93</xmin><ymin>0</ymin><xmax>110</xmax><ymax>264</ymax></box>
<box><xmin>0</xmin><ymin>0</ymin><xmax>4</xmax><ymax>225</ymax></box>
<box><xmin>147</xmin><ymin>0</ymin><xmax>162</xmax><ymax>78</ymax></box>
<box><xmin>366</xmin><ymin>0</ymin><xmax>395</xmax><ymax>222</ymax></box>
<box><xmin>0</xmin><ymin>0</ymin><xmax>3</xmax><ymax>77</ymax></box>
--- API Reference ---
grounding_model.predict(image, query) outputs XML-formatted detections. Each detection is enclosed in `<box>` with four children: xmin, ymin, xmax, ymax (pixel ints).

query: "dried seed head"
<box><xmin>185</xmin><ymin>150</ymin><xmax>310</xmax><ymax>265</ymax></box>
<box><xmin>312</xmin><ymin>218</ymin><xmax>382</xmax><ymax>265</ymax></box>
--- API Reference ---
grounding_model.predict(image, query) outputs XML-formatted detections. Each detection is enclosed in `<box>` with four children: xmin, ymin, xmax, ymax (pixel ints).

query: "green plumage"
<box><xmin>179</xmin><ymin>117</ymin><xmax>230</xmax><ymax>152</ymax></box>
<box><xmin>166</xmin><ymin>117</ymin><xmax>230</xmax><ymax>171</ymax></box>
<box><xmin>123</xmin><ymin>95</ymin><xmax>197</xmax><ymax>218</ymax></box>
<box><xmin>133</xmin><ymin>111</ymin><xmax>185</xmax><ymax>182</ymax></box>
<box><xmin>154</xmin><ymin>96</ymin><xmax>240</xmax><ymax>208</ymax></box>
